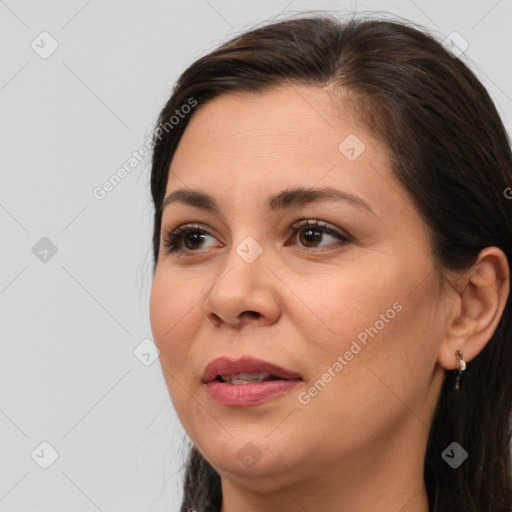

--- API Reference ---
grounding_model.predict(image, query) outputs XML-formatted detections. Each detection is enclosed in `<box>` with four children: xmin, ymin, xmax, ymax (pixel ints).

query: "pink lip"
<box><xmin>202</xmin><ymin>356</ymin><xmax>302</xmax><ymax>407</ymax></box>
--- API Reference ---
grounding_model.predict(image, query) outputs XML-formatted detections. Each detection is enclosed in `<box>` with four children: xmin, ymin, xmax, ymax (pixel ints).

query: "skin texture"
<box><xmin>149</xmin><ymin>84</ymin><xmax>509</xmax><ymax>512</ymax></box>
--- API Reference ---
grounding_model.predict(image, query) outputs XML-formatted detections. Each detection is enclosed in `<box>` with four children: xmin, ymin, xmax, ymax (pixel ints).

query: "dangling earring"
<box><xmin>454</xmin><ymin>349</ymin><xmax>466</xmax><ymax>390</ymax></box>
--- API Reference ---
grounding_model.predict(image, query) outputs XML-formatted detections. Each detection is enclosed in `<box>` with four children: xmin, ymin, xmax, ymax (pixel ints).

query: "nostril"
<box><xmin>206</xmin><ymin>309</ymin><xmax>262</xmax><ymax>327</ymax></box>
<box><xmin>206</xmin><ymin>312</ymin><xmax>222</xmax><ymax>327</ymax></box>
<box><xmin>235</xmin><ymin>310</ymin><xmax>261</xmax><ymax>323</ymax></box>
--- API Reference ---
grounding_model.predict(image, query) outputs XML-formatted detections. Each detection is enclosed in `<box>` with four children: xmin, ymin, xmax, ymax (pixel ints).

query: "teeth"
<box><xmin>220</xmin><ymin>372</ymin><xmax>275</xmax><ymax>384</ymax></box>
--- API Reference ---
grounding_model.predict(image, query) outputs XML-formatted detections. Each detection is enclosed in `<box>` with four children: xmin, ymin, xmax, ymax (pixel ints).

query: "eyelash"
<box><xmin>161</xmin><ymin>220</ymin><xmax>351</xmax><ymax>255</ymax></box>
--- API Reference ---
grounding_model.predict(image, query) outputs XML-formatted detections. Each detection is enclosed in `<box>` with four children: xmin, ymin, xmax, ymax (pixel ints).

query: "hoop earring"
<box><xmin>454</xmin><ymin>349</ymin><xmax>466</xmax><ymax>390</ymax></box>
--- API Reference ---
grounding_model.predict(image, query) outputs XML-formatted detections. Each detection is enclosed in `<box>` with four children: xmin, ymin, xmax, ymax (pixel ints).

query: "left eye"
<box><xmin>287</xmin><ymin>220</ymin><xmax>350</xmax><ymax>249</ymax></box>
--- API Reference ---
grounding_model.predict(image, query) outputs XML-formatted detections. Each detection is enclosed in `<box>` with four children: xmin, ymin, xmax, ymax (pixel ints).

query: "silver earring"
<box><xmin>454</xmin><ymin>349</ymin><xmax>466</xmax><ymax>390</ymax></box>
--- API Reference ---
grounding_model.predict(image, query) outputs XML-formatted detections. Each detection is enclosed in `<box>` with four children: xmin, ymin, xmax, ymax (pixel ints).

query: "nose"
<box><xmin>203</xmin><ymin>253</ymin><xmax>282</xmax><ymax>328</ymax></box>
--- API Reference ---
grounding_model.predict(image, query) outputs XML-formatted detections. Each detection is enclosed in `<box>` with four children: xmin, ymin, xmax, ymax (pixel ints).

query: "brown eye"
<box><xmin>183</xmin><ymin>231</ymin><xmax>207</xmax><ymax>250</ymax></box>
<box><xmin>161</xmin><ymin>224</ymin><xmax>221</xmax><ymax>253</ymax></box>
<box><xmin>299</xmin><ymin>228</ymin><xmax>324</xmax><ymax>247</ymax></box>
<box><xmin>288</xmin><ymin>220</ymin><xmax>351</xmax><ymax>250</ymax></box>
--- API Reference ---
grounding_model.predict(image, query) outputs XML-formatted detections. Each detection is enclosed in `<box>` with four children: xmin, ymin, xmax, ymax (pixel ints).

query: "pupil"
<box><xmin>300</xmin><ymin>228</ymin><xmax>322</xmax><ymax>247</ymax></box>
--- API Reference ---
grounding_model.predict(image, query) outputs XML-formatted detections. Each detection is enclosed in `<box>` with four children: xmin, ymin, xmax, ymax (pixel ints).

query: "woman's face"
<box><xmin>150</xmin><ymin>85</ymin><xmax>450</xmax><ymax>490</ymax></box>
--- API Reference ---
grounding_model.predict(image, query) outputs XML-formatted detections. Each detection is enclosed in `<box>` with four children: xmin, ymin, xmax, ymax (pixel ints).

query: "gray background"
<box><xmin>1</xmin><ymin>0</ymin><xmax>511</xmax><ymax>510</ymax></box>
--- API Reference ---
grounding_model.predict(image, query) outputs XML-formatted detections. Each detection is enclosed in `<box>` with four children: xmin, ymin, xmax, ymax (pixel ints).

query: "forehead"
<box><xmin>173</xmin><ymin>85</ymin><xmax>380</xmax><ymax>162</ymax></box>
<box><xmin>166</xmin><ymin>85</ymin><xmax>404</xmax><ymax>219</ymax></box>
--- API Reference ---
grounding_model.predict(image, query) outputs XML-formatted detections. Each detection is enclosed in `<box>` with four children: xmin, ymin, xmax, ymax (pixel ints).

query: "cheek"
<box><xmin>293</xmin><ymin>262</ymin><xmax>440</xmax><ymax>408</ymax></box>
<box><xmin>289</xmin><ymin>263</ymin><xmax>404</xmax><ymax>356</ymax></box>
<box><xmin>149</xmin><ymin>271</ymin><xmax>208</xmax><ymax>436</ymax></box>
<box><xmin>149</xmin><ymin>269</ymin><xmax>203</xmax><ymax>367</ymax></box>
<box><xmin>314</xmin><ymin>256</ymin><xmax>437</xmax><ymax>350</ymax></box>
<box><xmin>290</xmin><ymin>309</ymin><xmax>433</xmax><ymax>459</ymax></box>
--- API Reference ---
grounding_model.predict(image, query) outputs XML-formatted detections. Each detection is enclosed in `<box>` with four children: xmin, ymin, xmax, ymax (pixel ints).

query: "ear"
<box><xmin>437</xmin><ymin>246</ymin><xmax>510</xmax><ymax>370</ymax></box>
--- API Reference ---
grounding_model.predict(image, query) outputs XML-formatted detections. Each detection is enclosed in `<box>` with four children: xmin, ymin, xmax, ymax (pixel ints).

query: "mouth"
<box><xmin>202</xmin><ymin>356</ymin><xmax>302</xmax><ymax>406</ymax></box>
<box><xmin>214</xmin><ymin>373</ymin><xmax>288</xmax><ymax>385</ymax></box>
<box><xmin>202</xmin><ymin>356</ymin><xmax>302</xmax><ymax>385</ymax></box>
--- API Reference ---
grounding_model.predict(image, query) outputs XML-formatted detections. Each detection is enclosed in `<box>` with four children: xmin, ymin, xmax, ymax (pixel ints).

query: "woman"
<box><xmin>148</xmin><ymin>13</ymin><xmax>512</xmax><ymax>512</ymax></box>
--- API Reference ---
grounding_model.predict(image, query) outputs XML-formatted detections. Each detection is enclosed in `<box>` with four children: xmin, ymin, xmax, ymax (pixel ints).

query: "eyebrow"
<box><xmin>161</xmin><ymin>187</ymin><xmax>374</xmax><ymax>215</ymax></box>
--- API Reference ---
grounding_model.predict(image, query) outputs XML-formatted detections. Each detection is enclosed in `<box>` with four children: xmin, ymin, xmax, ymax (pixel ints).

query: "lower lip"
<box><xmin>205</xmin><ymin>379</ymin><xmax>302</xmax><ymax>407</ymax></box>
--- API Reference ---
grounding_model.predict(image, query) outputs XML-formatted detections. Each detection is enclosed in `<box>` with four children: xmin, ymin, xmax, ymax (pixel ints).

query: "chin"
<box><xmin>201</xmin><ymin>431</ymin><xmax>301</xmax><ymax>479</ymax></box>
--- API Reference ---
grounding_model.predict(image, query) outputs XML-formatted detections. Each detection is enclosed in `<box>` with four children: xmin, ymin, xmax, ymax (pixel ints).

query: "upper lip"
<box><xmin>202</xmin><ymin>356</ymin><xmax>302</xmax><ymax>383</ymax></box>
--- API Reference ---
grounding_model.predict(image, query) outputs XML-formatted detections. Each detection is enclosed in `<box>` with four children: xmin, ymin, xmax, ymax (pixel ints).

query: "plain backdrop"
<box><xmin>1</xmin><ymin>0</ymin><xmax>511</xmax><ymax>510</ymax></box>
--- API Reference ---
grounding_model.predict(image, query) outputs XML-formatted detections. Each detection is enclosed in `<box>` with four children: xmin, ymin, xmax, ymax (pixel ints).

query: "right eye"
<box><xmin>161</xmin><ymin>224</ymin><xmax>223</xmax><ymax>253</ymax></box>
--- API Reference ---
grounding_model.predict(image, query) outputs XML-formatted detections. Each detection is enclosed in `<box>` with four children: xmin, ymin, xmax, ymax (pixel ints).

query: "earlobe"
<box><xmin>437</xmin><ymin>246</ymin><xmax>510</xmax><ymax>371</ymax></box>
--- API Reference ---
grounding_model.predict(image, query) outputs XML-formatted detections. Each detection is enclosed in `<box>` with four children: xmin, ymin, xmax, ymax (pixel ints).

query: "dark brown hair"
<box><xmin>149</xmin><ymin>13</ymin><xmax>512</xmax><ymax>512</ymax></box>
